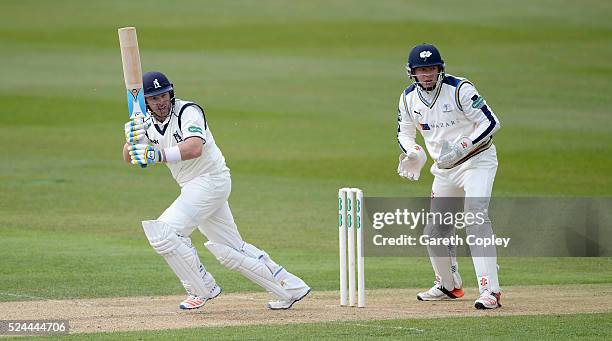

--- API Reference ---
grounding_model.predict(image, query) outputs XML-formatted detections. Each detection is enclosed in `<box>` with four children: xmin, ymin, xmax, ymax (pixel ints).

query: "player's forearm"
<box><xmin>397</xmin><ymin>135</ymin><xmax>416</xmax><ymax>153</ymax></box>
<box><xmin>397</xmin><ymin>117</ymin><xmax>417</xmax><ymax>153</ymax></box>
<box><xmin>397</xmin><ymin>121</ymin><xmax>417</xmax><ymax>154</ymax></box>
<box><xmin>126</xmin><ymin>138</ymin><xmax>203</xmax><ymax>166</ymax></box>
<box><xmin>397</xmin><ymin>95</ymin><xmax>418</xmax><ymax>154</ymax></box>
<box><xmin>174</xmin><ymin>137</ymin><xmax>203</xmax><ymax>161</ymax></box>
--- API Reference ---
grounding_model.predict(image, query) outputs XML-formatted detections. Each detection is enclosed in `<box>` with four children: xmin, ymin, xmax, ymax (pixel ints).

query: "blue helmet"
<box><xmin>406</xmin><ymin>44</ymin><xmax>445</xmax><ymax>90</ymax></box>
<box><xmin>143</xmin><ymin>71</ymin><xmax>176</xmax><ymax>116</ymax></box>
<box><xmin>407</xmin><ymin>43</ymin><xmax>444</xmax><ymax>71</ymax></box>
<box><xmin>143</xmin><ymin>71</ymin><xmax>174</xmax><ymax>97</ymax></box>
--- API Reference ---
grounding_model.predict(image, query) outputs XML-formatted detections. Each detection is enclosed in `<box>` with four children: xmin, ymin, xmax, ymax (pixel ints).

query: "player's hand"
<box><xmin>124</xmin><ymin>117</ymin><xmax>150</xmax><ymax>144</ymax></box>
<box><xmin>437</xmin><ymin>136</ymin><xmax>473</xmax><ymax>169</ymax></box>
<box><xmin>397</xmin><ymin>144</ymin><xmax>427</xmax><ymax>181</ymax></box>
<box><xmin>128</xmin><ymin>144</ymin><xmax>163</xmax><ymax>166</ymax></box>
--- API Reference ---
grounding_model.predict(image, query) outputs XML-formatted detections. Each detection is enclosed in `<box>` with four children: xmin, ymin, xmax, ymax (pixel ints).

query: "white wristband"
<box><xmin>163</xmin><ymin>146</ymin><xmax>182</xmax><ymax>163</ymax></box>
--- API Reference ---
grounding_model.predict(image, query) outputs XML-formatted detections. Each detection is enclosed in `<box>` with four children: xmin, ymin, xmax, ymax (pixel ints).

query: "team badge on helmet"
<box><xmin>419</xmin><ymin>50</ymin><xmax>433</xmax><ymax>59</ymax></box>
<box><xmin>143</xmin><ymin>71</ymin><xmax>174</xmax><ymax>97</ymax></box>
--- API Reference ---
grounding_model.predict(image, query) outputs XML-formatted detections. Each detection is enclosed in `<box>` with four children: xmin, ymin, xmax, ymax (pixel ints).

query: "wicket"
<box><xmin>338</xmin><ymin>187</ymin><xmax>365</xmax><ymax>308</ymax></box>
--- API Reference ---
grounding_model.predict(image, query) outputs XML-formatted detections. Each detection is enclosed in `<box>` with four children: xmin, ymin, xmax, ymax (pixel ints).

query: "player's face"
<box><xmin>413</xmin><ymin>66</ymin><xmax>440</xmax><ymax>90</ymax></box>
<box><xmin>146</xmin><ymin>92</ymin><xmax>171</xmax><ymax>121</ymax></box>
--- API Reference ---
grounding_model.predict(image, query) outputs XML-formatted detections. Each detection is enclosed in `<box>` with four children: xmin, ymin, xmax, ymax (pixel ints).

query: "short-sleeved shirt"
<box><xmin>145</xmin><ymin>99</ymin><xmax>228</xmax><ymax>186</ymax></box>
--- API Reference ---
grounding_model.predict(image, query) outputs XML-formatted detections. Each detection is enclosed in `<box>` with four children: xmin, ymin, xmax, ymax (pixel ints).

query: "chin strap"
<box><xmin>150</xmin><ymin>103</ymin><xmax>176</xmax><ymax>123</ymax></box>
<box><xmin>417</xmin><ymin>71</ymin><xmax>445</xmax><ymax>92</ymax></box>
<box><xmin>146</xmin><ymin>96</ymin><xmax>176</xmax><ymax>122</ymax></box>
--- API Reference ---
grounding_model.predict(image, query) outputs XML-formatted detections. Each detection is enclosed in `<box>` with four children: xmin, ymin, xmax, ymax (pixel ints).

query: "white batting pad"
<box><xmin>205</xmin><ymin>241</ymin><xmax>294</xmax><ymax>300</ymax></box>
<box><xmin>142</xmin><ymin>220</ymin><xmax>217</xmax><ymax>298</ymax></box>
<box><xmin>241</xmin><ymin>242</ymin><xmax>309</xmax><ymax>292</ymax></box>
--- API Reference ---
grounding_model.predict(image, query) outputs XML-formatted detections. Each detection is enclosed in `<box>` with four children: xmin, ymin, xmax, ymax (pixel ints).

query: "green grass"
<box><xmin>1</xmin><ymin>226</ymin><xmax>611</xmax><ymax>300</ymax></box>
<box><xmin>12</xmin><ymin>313</ymin><xmax>612</xmax><ymax>340</ymax></box>
<box><xmin>1</xmin><ymin>0</ymin><xmax>611</xmax><ymax>338</ymax></box>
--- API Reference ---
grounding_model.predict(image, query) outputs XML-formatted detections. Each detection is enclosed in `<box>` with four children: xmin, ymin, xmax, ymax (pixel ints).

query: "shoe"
<box><xmin>267</xmin><ymin>287</ymin><xmax>311</xmax><ymax>310</ymax></box>
<box><xmin>417</xmin><ymin>283</ymin><xmax>464</xmax><ymax>301</ymax></box>
<box><xmin>179</xmin><ymin>284</ymin><xmax>222</xmax><ymax>310</ymax></box>
<box><xmin>474</xmin><ymin>289</ymin><xmax>501</xmax><ymax>309</ymax></box>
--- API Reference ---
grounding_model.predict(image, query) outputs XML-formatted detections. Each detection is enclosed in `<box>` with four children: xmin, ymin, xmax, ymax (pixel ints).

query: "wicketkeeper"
<box><xmin>396</xmin><ymin>44</ymin><xmax>502</xmax><ymax>309</ymax></box>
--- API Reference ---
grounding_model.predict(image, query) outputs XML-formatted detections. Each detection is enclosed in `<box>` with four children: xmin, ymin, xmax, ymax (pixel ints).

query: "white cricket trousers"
<box><xmin>158</xmin><ymin>170</ymin><xmax>244</xmax><ymax>250</ymax></box>
<box><xmin>429</xmin><ymin>146</ymin><xmax>501</xmax><ymax>293</ymax></box>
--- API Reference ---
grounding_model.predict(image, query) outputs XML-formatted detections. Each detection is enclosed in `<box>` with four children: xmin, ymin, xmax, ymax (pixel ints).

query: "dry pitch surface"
<box><xmin>1</xmin><ymin>284</ymin><xmax>610</xmax><ymax>334</ymax></box>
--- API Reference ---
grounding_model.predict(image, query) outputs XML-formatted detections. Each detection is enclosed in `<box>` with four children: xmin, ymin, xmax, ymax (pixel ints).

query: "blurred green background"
<box><xmin>1</xmin><ymin>0</ymin><xmax>611</xmax><ymax>302</ymax></box>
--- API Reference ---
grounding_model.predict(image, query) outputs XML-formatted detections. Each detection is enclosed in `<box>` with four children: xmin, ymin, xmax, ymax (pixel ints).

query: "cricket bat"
<box><xmin>118</xmin><ymin>27</ymin><xmax>148</xmax><ymax>168</ymax></box>
<box><xmin>118</xmin><ymin>27</ymin><xmax>148</xmax><ymax>121</ymax></box>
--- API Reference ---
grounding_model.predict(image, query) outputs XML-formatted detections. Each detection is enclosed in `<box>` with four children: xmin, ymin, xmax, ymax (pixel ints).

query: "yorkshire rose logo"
<box><xmin>420</xmin><ymin>50</ymin><xmax>432</xmax><ymax>59</ymax></box>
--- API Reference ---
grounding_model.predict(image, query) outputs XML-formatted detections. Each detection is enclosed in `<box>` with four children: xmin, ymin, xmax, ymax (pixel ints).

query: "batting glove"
<box><xmin>437</xmin><ymin>136</ymin><xmax>473</xmax><ymax>169</ymax></box>
<box><xmin>397</xmin><ymin>144</ymin><xmax>427</xmax><ymax>181</ymax></box>
<box><xmin>128</xmin><ymin>144</ymin><xmax>164</xmax><ymax>166</ymax></box>
<box><xmin>124</xmin><ymin>117</ymin><xmax>151</xmax><ymax>144</ymax></box>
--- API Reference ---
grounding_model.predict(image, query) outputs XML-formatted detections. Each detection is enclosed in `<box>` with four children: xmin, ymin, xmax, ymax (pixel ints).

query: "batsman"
<box><xmin>396</xmin><ymin>44</ymin><xmax>502</xmax><ymax>309</ymax></box>
<box><xmin>122</xmin><ymin>72</ymin><xmax>310</xmax><ymax>310</ymax></box>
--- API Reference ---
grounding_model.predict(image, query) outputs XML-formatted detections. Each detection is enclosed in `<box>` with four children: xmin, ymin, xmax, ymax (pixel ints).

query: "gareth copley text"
<box><xmin>372</xmin><ymin>234</ymin><xmax>511</xmax><ymax>248</ymax></box>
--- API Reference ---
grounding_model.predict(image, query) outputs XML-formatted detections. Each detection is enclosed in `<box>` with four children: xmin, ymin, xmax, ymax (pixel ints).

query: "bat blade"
<box><xmin>118</xmin><ymin>27</ymin><xmax>148</xmax><ymax>168</ymax></box>
<box><xmin>118</xmin><ymin>27</ymin><xmax>148</xmax><ymax>120</ymax></box>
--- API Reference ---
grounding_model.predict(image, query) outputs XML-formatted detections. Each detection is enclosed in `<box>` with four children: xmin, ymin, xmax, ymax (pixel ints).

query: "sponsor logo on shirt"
<box><xmin>173</xmin><ymin>131</ymin><xmax>183</xmax><ymax>143</ymax></box>
<box><xmin>188</xmin><ymin>126</ymin><xmax>203</xmax><ymax>134</ymax></box>
<box><xmin>419</xmin><ymin>120</ymin><xmax>457</xmax><ymax>130</ymax></box>
<box><xmin>472</xmin><ymin>96</ymin><xmax>485</xmax><ymax>109</ymax></box>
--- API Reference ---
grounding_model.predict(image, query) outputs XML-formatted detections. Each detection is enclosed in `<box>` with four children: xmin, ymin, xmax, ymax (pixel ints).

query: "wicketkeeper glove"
<box><xmin>397</xmin><ymin>144</ymin><xmax>427</xmax><ymax>181</ymax></box>
<box><xmin>124</xmin><ymin>117</ymin><xmax>151</xmax><ymax>144</ymax></box>
<box><xmin>128</xmin><ymin>144</ymin><xmax>164</xmax><ymax>166</ymax></box>
<box><xmin>437</xmin><ymin>136</ymin><xmax>473</xmax><ymax>169</ymax></box>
